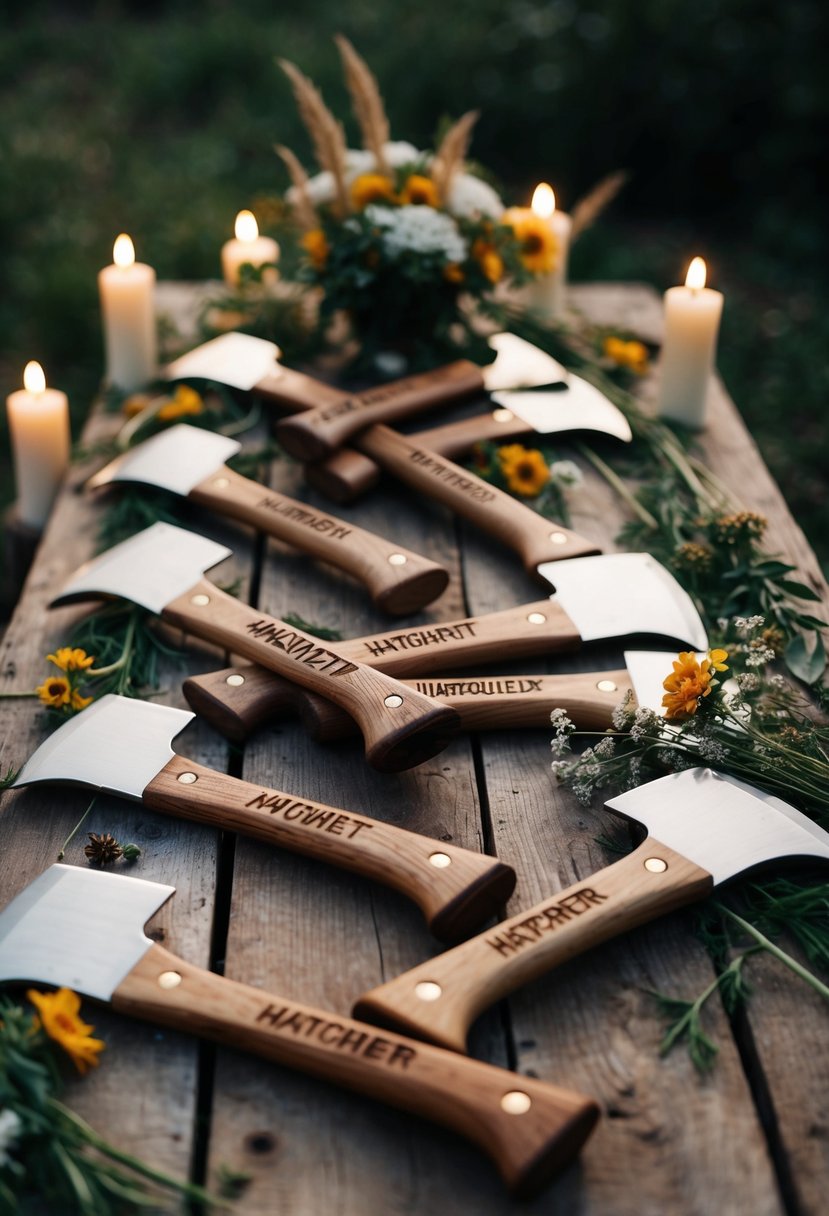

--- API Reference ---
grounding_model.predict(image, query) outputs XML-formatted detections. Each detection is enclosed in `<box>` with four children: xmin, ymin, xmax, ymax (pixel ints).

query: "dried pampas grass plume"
<box><xmin>335</xmin><ymin>35</ymin><xmax>390</xmax><ymax>177</ymax></box>
<box><xmin>570</xmin><ymin>170</ymin><xmax>629</xmax><ymax>242</ymax></box>
<box><xmin>278</xmin><ymin>58</ymin><xmax>350</xmax><ymax>216</ymax></box>
<box><xmin>430</xmin><ymin>110</ymin><xmax>479</xmax><ymax>204</ymax></box>
<box><xmin>274</xmin><ymin>144</ymin><xmax>319</xmax><ymax>230</ymax></box>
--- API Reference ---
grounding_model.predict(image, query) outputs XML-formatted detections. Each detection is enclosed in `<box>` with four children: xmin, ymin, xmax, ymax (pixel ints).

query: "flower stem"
<box><xmin>718</xmin><ymin>905</ymin><xmax>829</xmax><ymax>1001</ymax></box>
<box><xmin>57</xmin><ymin>795</ymin><xmax>97</xmax><ymax>861</ymax></box>
<box><xmin>576</xmin><ymin>441</ymin><xmax>659</xmax><ymax>529</ymax></box>
<box><xmin>88</xmin><ymin>609</ymin><xmax>138</xmax><ymax>680</ymax></box>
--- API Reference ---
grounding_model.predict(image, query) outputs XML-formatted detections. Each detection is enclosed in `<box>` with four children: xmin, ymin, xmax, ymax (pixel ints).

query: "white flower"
<box><xmin>445</xmin><ymin>172</ymin><xmax>504</xmax><ymax>219</ymax></box>
<box><xmin>287</xmin><ymin>142</ymin><xmax>423</xmax><ymax>209</ymax></box>
<box><xmin>550</xmin><ymin>459</ymin><xmax>583</xmax><ymax>488</ymax></box>
<box><xmin>0</xmin><ymin>1108</ymin><xmax>22</xmax><ymax>1167</ymax></box>
<box><xmin>364</xmin><ymin>204</ymin><xmax>468</xmax><ymax>262</ymax></box>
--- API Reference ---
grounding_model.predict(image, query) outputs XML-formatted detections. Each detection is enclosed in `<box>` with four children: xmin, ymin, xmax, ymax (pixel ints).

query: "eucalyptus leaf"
<box><xmin>785</xmin><ymin>632</ymin><xmax>827</xmax><ymax>684</ymax></box>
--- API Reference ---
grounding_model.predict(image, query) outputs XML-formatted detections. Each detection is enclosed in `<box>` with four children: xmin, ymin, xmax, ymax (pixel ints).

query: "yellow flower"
<box><xmin>350</xmin><ymin>173</ymin><xmax>396</xmax><ymax>209</ymax></box>
<box><xmin>498</xmin><ymin>444</ymin><xmax>550</xmax><ymax>497</ymax></box>
<box><xmin>472</xmin><ymin>239</ymin><xmax>504</xmax><ymax>284</ymax></box>
<box><xmin>47</xmin><ymin>647</ymin><xmax>95</xmax><ymax>672</ymax></box>
<box><xmin>661</xmin><ymin>649</ymin><xmax>729</xmax><ymax>720</ymax></box>
<box><xmin>603</xmin><ymin>336</ymin><xmax>650</xmax><ymax>375</ymax></box>
<box><xmin>157</xmin><ymin>385</ymin><xmax>204</xmax><ymax>423</ymax></box>
<box><xmin>399</xmin><ymin>174</ymin><xmax>440</xmax><ymax>207</ymax></box>
<box><xmin>36</xmin><ymin>675</ymin><xmax>72</xmax><ymax>708</ymax></box>
<box><xmin>27</xmin><ymin>988</ymin><xmax>106</xmax><ymax>1074</ymax></box>
<box><xmin>70</xmin><ymin>689</ymin><xmax>94</xmax><ymax>711</ymax></box>
<box><xmin>502</xmin><ymin>207</ymin><xmax>559</xmax><ymax>274</ymax></box>
<box><xmin>443</xmin><ymin>262</ymin><xmax>465</xmax><ymax>284</ymax></box>
<box><xmin>301</xmin><ymin>227</ymin><xmax>330</xmax><ymax>270</ymax></box>
<box><xmin>122</xmin><ymin>393</ymin><xmax>153</xmax><ymax>418</ymax></box>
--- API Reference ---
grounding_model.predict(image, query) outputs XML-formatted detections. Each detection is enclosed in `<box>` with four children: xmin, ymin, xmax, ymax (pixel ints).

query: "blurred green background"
<box><xmin>1</xmin><ymin>0</ymin><xmax>827</xmax><ymax>608</ymax></box>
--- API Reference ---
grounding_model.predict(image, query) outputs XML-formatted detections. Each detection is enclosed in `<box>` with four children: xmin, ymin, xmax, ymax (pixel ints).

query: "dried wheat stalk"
<box><xmin>278</xmin><ymin>58</ymin><xmax>350</xmax><ymax>216</ymax></box>
<box><xmin>335</xmin><ymin>35</ymin><xmax>390</xmax><ymax>177</ymax></box>
<box><xmin>570</xmin><ymin>170</ymin><xmax>629</xmax><ymax>242</ymax></box>
<box><xmin>430</xmin><ymin>110</ymin><xmax>479</xmax><ymax>203</ymax></box>
<box><xmin>275</xmin><ymin>144</ymin><xmax>319</xmax><ymax>230</ymax></box>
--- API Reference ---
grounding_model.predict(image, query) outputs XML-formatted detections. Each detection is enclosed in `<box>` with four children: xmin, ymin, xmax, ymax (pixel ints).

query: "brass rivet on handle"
<box><xmin>415</xmin><ymin>981</ymin><xmax>442</xmax><ymax>1002</ymax></box>
<box><xmin>527</xmin><ymin>611</ymin><xmax>547</xmax><ymax>625</ymax></box>
<box><xmin>492</xmin><ymin>408</ymin><xmax>514</xmax><ymax>422</ymax></box>
<box><xmin>597</xmin><ymin>679</ymin><xmax>618</xmax><ymax>692</ymax></box>
<box><xmin>226</xmin><ymin>673</ymin><xmax>245</xmax><ymax>687</ymax></box>
<box><xmin>428</xmin><ymin>852</ymin><xmax>452</xmax><ymax>869</ymax></box>
<box><xmin>213</xmin><ymin>477</ymin><xmax>230</xmax><ymax>489</ymax></box>
<box><xmin>191</xmin><ymin>594</ymin><xmax>210</xmax><ymax>606</ymax></box>
<box><xmin>384</xmin><ymin>694</ymin><xmax>404</xmax><ymax>708</ymax></box>
<box><xmin>387</xmin><ymin>553</ymin><xmax>408</xmax><ymax>566</ymax></box>
<box><xmin>501</xmin><ymin>1091</ymin><xmax>532</xmax><ymax>1115</ymax></box>
<box><xmin>644</xmin><ymin>857</ymin><xmax>668</xmax><ymax>873</ymax></box>
<box><xmin>549</xmin><ymin>531</ymin><xmax>568</xmax><ymax>545</ymax></box>
<box><xmin>158</xmin><ymin>971</ymin><xmax>182</xmax><ymax>990</ymax></box>
<box><xmin>177</xmin><ymin>772</ymin><xmax>198</xmax><ymax>785</ymax></box>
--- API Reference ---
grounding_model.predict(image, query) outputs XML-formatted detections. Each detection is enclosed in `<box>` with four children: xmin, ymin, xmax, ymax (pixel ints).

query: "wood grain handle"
<box><xmin>353</xmin><ymin>839</ymin><xmax>714</xmax><ymax>1052</ymax></box>
<box><xmin>348</xmin><ymin>428</ymin><xmax>601</xmax><ymax>572</ymax></box>
<box><xmin>162</xmin><ymin>579</ymin><xmax>459</xmax><ymax>773</ymax></box>
<box><xmin>301</xmin><ymin>669</ymin><xmax>634</xmax><ymax>742</ymax></box>
<box><xmin>189</xmin><ymin>465</ymin><xmax>448</xmax><ymax>616</ymax></box>
<box><xmin>113</xmin><ymin>943</ymin><xmax>599</xmax><ymax>1197</ymax></box>
<box><xmin>181</xmin><ymin>600</ymin><xmax>583</xmax><ymax>740</ymax></box>
<box><xmin>143</xmin><ymin>757</ymin><xmax>515</xmax><ymax>942</ymax></box>
<box><xmin>304</xmin><ymin>448</ymin><xmax>381</xmax><ymax>504</ymax></box>
<box><xmin>275</xmin><ymin>361</ymin><xmax>484</xmax><ymax>462</ymax></box>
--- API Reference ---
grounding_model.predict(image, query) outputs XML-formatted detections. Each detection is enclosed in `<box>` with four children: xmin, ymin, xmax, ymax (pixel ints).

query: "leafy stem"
<box><xmin>717</xmin><ymin>904</ymin><xmax>829</xmax><ymax>1002</ymax></box>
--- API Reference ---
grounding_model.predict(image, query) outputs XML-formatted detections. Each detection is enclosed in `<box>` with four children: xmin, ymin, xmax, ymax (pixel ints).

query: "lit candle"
<box><xmin>98</xmin><ymin>234</ymin><xmax>157</xmax><ymax>392</ymax></box>
<box><xmin>658</xmin><ymin>257</ymin><xmax>724</xmax><ymax>429</ymax></box>
<box><xmin>6</xmin><ymin>361</ymin><xmax>71</xmax><ymax>529</ymax></box>
<box><xmin>527</xmin><ymin>184</ymin><xmax>572</xmax><ymax>319</ymax></box>
<box><xmin>221</xmin><ymin>210</ymin><xmax>280</xmax><ymax>288</ymax></box>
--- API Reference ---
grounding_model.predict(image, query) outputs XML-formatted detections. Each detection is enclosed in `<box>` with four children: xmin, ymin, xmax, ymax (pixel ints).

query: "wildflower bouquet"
<box><xmin>276</xmin><ymin>37</ymin><xmax>556</xmax><ymax>374</ymax></box>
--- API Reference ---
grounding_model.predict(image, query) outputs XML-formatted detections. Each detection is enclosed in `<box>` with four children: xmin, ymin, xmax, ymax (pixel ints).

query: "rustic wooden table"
<box><xmin>1</xmin><ymin>283</ymin><xmax>826</xmax><ymax>1215</ymax></box>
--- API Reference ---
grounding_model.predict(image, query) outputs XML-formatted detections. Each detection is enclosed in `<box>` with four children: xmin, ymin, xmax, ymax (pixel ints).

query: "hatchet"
<box><xmin>51</xmin><ymin>522</ymin><xmax>459</xmax><ymax>773</ymax></box>
<box><xmin>0</xmin><ymin>864</ymin><xmax>599</xmax><ymax>1196</ymax></box>
<box><xmin>257</xmin><ymin>366</ymin><xmax>600</xmax><ymax>570</ymax></box>
<box><xmin>11</xmin><ymin>694</ymin><xmax>514</xmax><ymax>942</ymax></box>
<box><xmin>86</xmin><ymin>424</ymin><xmax>448</xmax><ymax>616</ymax></box>
<box><xmin>351</xmin><ymin>769</ymin><xmax>829</xmax><ymax>1051</ymax></box>
<box><xmin>180</xmin><ymin>554</ymin><xmax>707</xmax><ymax>742</ymax></box>
<box><xmin>269</xmin><ymin>332</ymin><xmax>630</xmax><ymax>462</ymax></box>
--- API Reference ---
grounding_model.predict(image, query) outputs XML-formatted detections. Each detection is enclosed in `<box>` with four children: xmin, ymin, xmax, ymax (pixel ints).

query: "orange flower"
<box><xmin>443</xmin><ymin>262</ymin><xmax>465</xmax><ymax>284</ymax></box>
<box><xmin>502</xmin><ymin>206</ymin><xmax>558</xmax><ymax>274</ymax></box>
<box><xmin>603</xmin><ymin>336</ymin><xmax>650</xmax><ymax>376</ymax></box>
<box><xmin>27</xmin><ymin>988</ymin><xmax>106</xmax><ymax>1074</ymax></box>
<box><xmin>399</xmin><ymin>174</ymin><xmax>440</xmax><ymax>207</ymax></box>
<box><xmin>36</xmin><ymin>675</ymin><xmax>72</xmax><ymax>708</ymax></box>
<box><xmin>47</xmin><ymin>647</ymin><xmax>95</xmax><ymax>673</ymax></box>
<box><xmin>662</xmin><ymin>649</ymin><xmax>729</xmax><ymax>720</ymax></box>
<box><xmin>157</xmin><ymin>385</ymin><xmax>204</xmax><ymax>423</ymax></box>
<box><xmin>122</xmin><ymin>393</ymin><xmax>153</xmax><ymax>418</ymax></box>
<box><xmin>498</xmin><ymin>444</ymin><xmax>549</xmax><ymax>497</ymax></box>
<box><xmin>350</xmin><ymin>173</ymin><xmax>396</xmax><ymax>209</ymax></box>
<box><xmin>301</xmin><ymin>227</ymin><xmax>330</xmax><ymax>270</ymax></box>
<box><xmin>472</xmin><ymin>238</ymin><xmax>504</xmax><ymax>284</ymax></box>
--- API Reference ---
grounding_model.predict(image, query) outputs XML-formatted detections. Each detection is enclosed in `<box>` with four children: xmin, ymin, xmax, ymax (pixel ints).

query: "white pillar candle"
<box><xmin>6</xmin><ymin>361</ymin><xmax>70</xmax><ymax>529</ymax></box>
<box><xmin>527</xmin><ymin>184</ymin><xmax>572</xmax><ymax>319</ymax></box>
<box><xmin>98</xmin><ymin>234</ymin><xmax>157</xmax><ymax>392</ymax></box>
<box><xmin>658</xmin><ymin>257</ymin><xmax>724</xmax><ymax>429</ymax></box>
<box><xmin>221</xmin><ymin>210</ymin><xmax>280</xmax><ymax>288</ymax></box>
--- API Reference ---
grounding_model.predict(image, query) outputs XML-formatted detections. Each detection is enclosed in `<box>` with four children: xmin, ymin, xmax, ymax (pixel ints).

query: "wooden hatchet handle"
<box><xmin>189</xmin><ymin>465</ymin><xmax>448</xmax><ymax>616</ymax></box>
<box><xmin>353</xmin><ymin>839</ymin><xmax>714</xmax><ymax>1052</ymax></box>
<box><xmin>113</xmin><ymin>943</ymin><xmax>599</xmax><ymax>1197</ymax></box>
<box><xmin>162</xmin><ymin>579</ymin><xmax>459</xmax><ymax>773</ymax></box>
<box><xmin>182</xmin><ymin>599</ymin><xmax>582</xmax><ymax>740</ymax></box>
<box><xmin>306</xmin><ymin>409</ymin><xmax>537</xmax><ymax>504</ymax></box>
<box><xmin>143</xmin><ymin>757</ymin><xmax>514</xmax><ymax>942</ymax></box>
<box><xmin>273</xmin><ymin>360</ymin><xmax>484</xmax><ymax>462</ymax></box>
<box><xmin>258</xmin><ymin>369</ymin><xmax>600</xmax><ymax>569</ymax></box>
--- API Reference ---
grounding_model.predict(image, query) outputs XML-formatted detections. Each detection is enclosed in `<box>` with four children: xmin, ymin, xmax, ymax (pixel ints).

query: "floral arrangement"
<box><xmin>0</xmin><ymin>989</ymin><xmax>222</xmax><ymax>1212</ymax></box>
<box><xmin>275</xmin><ymin>37</ymin><xmax>562</xmax><ymax>373</ymax></box>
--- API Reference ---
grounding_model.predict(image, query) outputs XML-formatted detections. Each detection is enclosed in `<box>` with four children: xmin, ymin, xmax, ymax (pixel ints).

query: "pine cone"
<box><xmin>84</xmin><ymin>833</ymin><xmax>123</xmax><ymax>865</ymax></box>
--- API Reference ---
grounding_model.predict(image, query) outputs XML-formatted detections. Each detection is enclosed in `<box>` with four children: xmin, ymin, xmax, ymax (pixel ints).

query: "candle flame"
<box><xmin>235</xmin><ymin>210</ymin><xmax>259</xmax><ymax>242</ymax></box>
<box><xmin>531</xmin><ymin>183</ymin><xmax>556</xmax><ymax>219</ymax></box>
<box><xmin>23</xmin><ymin>361</ymin><xmax>46</xmax><ymax>394</ymax></box>
<box><xmin>113</xmin><ymin>233</ymin><xmax>136</xmax><ymax>269</ymax></box>
<box><xmin>685</xmin><ymin>256</ymin><xmax>707</xmax><ymax>290</ymax></box>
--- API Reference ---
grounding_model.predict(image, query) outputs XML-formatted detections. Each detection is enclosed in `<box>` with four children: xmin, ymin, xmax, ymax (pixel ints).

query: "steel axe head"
<box><xmin>51</xmin><ymin>522</ymin><xmax>232</xmax><ymax>614</ymax></box>
<box><xmin>87</xmin><ymin>424</ymin><xmax>241</xmax><ymax>497</ymax></box>
<box><xmin>0</xmin><ymin>864</ymin><xmax>174</xmax><ymax>1000</ymax></box>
